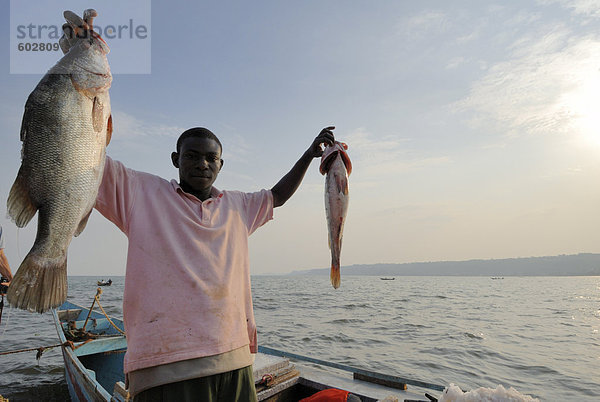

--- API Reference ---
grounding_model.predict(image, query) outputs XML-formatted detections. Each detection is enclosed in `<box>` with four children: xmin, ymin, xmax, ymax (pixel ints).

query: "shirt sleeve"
<box><xmin>95</xmin><ymin>156</ymin><xmax>139</xmax><ymax>234</ymax></box>
<box><xmin>241</xmin><ymin>189</ymin><xmax>274</xmax><ymax>235</ymax></box>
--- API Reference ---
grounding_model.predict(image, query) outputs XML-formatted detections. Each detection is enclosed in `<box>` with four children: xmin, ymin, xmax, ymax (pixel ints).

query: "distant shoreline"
<box><xmin>66</xmin><ymin>253</ymin><xmax>600</xmax><ymax>277</ymax></box>
<box><xmin>285</xmin><ymin>253</ymin><xmax>600</xmax><ymax>277</ymax></box>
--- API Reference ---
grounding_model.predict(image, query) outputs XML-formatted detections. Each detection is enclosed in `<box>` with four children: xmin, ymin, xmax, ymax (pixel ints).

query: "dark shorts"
<box><xmin>133</xmin><ymin>365</ymin><xmax>258</xmax><ymax>402</ymax></box>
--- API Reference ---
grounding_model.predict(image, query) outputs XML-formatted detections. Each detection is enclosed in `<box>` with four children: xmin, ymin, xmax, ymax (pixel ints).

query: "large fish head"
<box><xmin>69</xmin><ymin>33</ymin><xmax>112</xmax><ymax>94</ymax></box>
<box><xmin>53</xmin><ymin>10</ymin><xmax>112</xmax><ymax>94</ymax></box>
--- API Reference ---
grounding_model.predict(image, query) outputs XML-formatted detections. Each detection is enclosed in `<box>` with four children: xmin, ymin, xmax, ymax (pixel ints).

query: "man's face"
<box><xmin>172</xmin><ymin>137</ymin><xmax>223</xmax><ymax>194</ymax></box>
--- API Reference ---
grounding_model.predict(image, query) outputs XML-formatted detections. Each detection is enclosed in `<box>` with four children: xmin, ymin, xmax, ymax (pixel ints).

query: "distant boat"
<box><xmin>380</xmin><ymin>277</ymin><xmax>395</xmax><ymax>280</ymax></box>
<box><xmin>97</xmin><ymin>279</ymin><xmax>112</xmax><ymax>286</ymax></box>
<box><xmin>491</xmin><ymin>277</ymin><xmax>504</xmax><ymax>280</ymax></box>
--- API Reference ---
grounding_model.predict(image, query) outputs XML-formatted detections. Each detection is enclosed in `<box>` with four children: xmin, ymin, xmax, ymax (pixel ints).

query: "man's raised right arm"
<box><xmin>95</xmin><ymin>156</ymin><xmax>139</xmax><ymax>234</ymax></box>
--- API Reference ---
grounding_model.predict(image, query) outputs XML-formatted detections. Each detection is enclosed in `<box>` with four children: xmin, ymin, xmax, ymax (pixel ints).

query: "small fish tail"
<box><xmin>330</xmin><ymin>263</ymin><xmax>341</xmax><ymax>289</ymax></box>
<box><xmin>7</xmin><ymin>252</ymin><xmax>67</xmax><ymax>313</ymax></box>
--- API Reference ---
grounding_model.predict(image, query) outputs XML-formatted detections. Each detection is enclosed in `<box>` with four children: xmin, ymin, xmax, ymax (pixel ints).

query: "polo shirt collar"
<box><xmin>170</xmin><ymin>180</ymin><xmax>223</xmax><ymax>201</ymax></box>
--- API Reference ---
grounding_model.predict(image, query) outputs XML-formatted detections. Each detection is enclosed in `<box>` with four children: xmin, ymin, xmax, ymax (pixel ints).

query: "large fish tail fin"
<box><xmin>6</xmin><ymin>252</ymin><xmax>67</xmax><ymax>313</ymax></box>
<box><xmin>7</xmin><ymin>169</ymin><xmax>37</xmax><ymax>227</ymax></box>
<box><xmin>330</xmin><ymin>263</ymin><xmax>341</xmax><ymax>289</ymax></box>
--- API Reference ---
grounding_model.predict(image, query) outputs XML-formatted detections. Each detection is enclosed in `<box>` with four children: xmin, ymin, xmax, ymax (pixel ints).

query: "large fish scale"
<box><xmin>20</xmin><ymin>73</ymin><xmax>108</xmax><ymax>244</ymax></box>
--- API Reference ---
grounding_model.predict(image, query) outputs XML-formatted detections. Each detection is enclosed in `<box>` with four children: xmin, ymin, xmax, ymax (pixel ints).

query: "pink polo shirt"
<box><xmin>95</xmin><ymin>157</ymin><xmax>273</xmax><ymax>374</ymax></box>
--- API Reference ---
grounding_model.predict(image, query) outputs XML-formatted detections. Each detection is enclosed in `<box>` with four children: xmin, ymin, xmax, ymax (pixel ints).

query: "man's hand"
<box><xmin>306</xmin><ymin>126</ymin><xmax>336</xmax><ymax>158</ymax></box>
<box><xmin>271</xmin><ymin>125</ymin><xmax>337</xmax><ymax>208</ymax></box>
<box><xmin>59</xmin><ymin>9</ymin><xmax>98</xmax><ymax>54</ymax></box>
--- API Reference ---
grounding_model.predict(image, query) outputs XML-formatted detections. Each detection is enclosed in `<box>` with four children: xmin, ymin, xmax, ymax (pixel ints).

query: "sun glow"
<box><xmin>563</xmin><ymin>66</ymin><xmax>600</xmax><ymax>147</ymax></box>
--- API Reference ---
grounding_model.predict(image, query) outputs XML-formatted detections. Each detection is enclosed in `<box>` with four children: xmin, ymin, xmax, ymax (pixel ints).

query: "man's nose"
<box><xmin>197</xmin><ymin>157</ymin><xmax>209</xmax><ymax>168</ymax></box>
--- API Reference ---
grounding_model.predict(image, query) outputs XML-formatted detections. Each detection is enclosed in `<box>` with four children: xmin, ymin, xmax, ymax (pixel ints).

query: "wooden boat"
<box><xmin>97</xmin><ymin>279</ymin><xmax>112</xmax><ymax>286</ymax></box>
<box><xmin>380</xmin><ymin>277</ymin><xmax>395</xmax><ymax>281</ymax></box>
<box><xmin>52</xmin><ymin>301</ymin><xmax>444</xmax><ymax>401</ymax></box>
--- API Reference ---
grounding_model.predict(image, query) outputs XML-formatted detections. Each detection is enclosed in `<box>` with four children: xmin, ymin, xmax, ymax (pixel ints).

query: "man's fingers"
<box><xmin>64</xmin><ymin>10</ymin><xmax>87</xmax><ymax>30</ymax></box>
<box><xmin>319</xmin><ymin>126</ymin><xmax>335</xmax><ymax>146</ymax></box>
<box><xmin>59</xmin><ymin>33</ymin><xmax>71</xmax><ymax>54</ymax></box>
<box><xmin>60</xmin><ymin>10</ymin><xmax>98</xmax><ymax>54</ymax></box>
<box><xmin>83</xmin><ymin>9</ymin><xmax>98</xmax><ymax>30</ymax></box>
<box><xmin>320</xmin><ymin>126</ymin><xmax>335</xmax><ymax>136</ymax></box>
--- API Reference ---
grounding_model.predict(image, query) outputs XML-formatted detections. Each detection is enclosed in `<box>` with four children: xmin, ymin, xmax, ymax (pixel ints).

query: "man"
<box><xmin>95</xmin><ymin>126</ymin><xmax>335</xmax><ymax>401</ymax></box>
<box><xmin>0</xmin><ymin>225</ymin><xmax>12</xmax><ymax>294</ymax></box>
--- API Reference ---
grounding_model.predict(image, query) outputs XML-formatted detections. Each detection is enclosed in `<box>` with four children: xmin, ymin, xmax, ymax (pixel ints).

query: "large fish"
<box><xmin>320</xmin><ymin>141</ymin><xmax>352</xmax><ymax>289</ymax></box>
<box><xmin>6</xmin><ymin>10</ymin><xmax>112</xmax><ymax>313</ymax></box>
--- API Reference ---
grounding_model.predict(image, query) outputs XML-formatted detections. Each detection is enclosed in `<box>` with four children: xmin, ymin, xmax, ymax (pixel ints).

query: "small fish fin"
<box><xmin>335</xmin><ymin>173</ymin><xmax>349</xmax><ymax>195</ymax></box>
<box><xmin>330</xmin><ymin>263</ymin><xmax>341</xmax><ymax>289</ymax></box>
<box><xmin>106</xmin><ymin>114</ymin><xmax>113</xmax><ymax>145</ymax></box>
<box><xmin>19</xmin><ymin>96</ymin><xmax>35</xmax><ymax>143</ymax></box>
<box><xmin>74</xmin><ymin>209</ymin><xmax>93</xmax><ymax>237</ymax></box>
<box><xmin>340</xmin><ymin>150</ymin><xmax>352</xmax><ymax>175</ymax></box>
<box><xmin>7</xmin><ymin>169</ymin><xmax>37</xmax><ymax>228</ymax></box>
<box><xmin>92</xmin><ymin>96</ymin><xmax>104</xmax><ymax>133</ymax></box>
<box><xmin>7</xmin><ymin>252</ymin><xmax>68</xmax><ymax>313</ymax></box>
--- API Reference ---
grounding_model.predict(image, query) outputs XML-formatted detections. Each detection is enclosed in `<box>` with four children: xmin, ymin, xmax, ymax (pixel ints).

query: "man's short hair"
<box><xmin>176</xmin><ymin>127</ymin><xmax>222</xmax><ymax>154</ymax></box>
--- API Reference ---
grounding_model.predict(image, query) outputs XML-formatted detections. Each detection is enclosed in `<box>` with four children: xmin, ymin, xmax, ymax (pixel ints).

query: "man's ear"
<box><xmin>218</xmin><ymin>159</ymin><xmax>224</xmax><ymax>172</ymax></box>
<box><xmin>171</xmin><ymin>152</ymin><xmax>180</xmax><ymax>168</ymax></box>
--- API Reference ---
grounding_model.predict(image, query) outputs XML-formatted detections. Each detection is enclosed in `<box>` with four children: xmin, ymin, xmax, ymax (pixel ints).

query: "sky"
<box><xmin>1</xmin><ymin>0</ymin><xmax>600</xmax><ymax>275</ymax></box>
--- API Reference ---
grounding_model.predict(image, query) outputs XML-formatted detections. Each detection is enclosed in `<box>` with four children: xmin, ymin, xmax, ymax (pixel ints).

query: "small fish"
<box><xmin>6</xmin><ymin>10</ymin><xmax>112</xmax><ymax>313</ymax></box>
<box><xmin>320</xmin><ymin>141</ymin><xmax>352</xmax><ymax>289</ymax></box>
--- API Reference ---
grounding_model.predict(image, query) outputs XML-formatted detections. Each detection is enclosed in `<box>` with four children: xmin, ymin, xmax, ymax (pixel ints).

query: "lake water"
<box><xmin>0</xmin><ymin>275</ymin><xmax>598</xmax><ymax>401</ymax></box>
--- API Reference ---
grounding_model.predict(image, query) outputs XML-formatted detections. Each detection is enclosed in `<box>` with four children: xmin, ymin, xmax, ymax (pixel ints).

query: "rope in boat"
<box><xmin>0</xmin><ymin>341</ymin><xmax>71</xmax><ymax>363</ymax></box>
<box><xmin>83</xmin><ymin>287</ymin><xmax>125</xmax><ymax>335</ymax></box>
<box><xmin>81</xmin><ymin>287</ymin><xmax>102</xmax><ymax>330</ymax></box>
<box><xmin>0</xmin><ymin>287</ymin><xmax>124</xmax><ymax>362</ymax></box>
<box><xmin>93</xmin><ymin>293</ymin><xmax>125</xmax><ymax>335</ymax></box>
<box><xmin>0</xmin><ymin>339</ymin><xmax>93</xmax><ymax>361</ymax></box>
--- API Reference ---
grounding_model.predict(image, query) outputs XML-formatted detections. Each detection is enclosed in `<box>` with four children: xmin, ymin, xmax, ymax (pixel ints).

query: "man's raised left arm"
<box><xmin>271</xmin><ymin>126</ymin><xmax>335</xmax><ymax>208</ymax></box>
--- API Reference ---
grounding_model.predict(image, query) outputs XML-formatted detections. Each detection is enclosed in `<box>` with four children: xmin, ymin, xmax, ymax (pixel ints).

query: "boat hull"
<box><xmin>52</xmin><ymin>301</ymin><xmax>437</xmax><ymax>401</ymax></box>
<box><xmin>61</xmin><ymin>345</ymin><xmax>112</xmax><ymax>401</ymax></box>
<box><xmin>52</xmin><ymin>301</ymin><xmax>125</xmax><ymax>402</ymax></box>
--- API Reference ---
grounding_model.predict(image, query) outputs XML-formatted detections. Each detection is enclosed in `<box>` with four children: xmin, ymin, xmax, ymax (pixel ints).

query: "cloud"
<box><xmin>404</xmin><ymin>10</ymin><xmax>449</xmax><ymax>32</ymax></box>
<box><xmin>344</xmin><ymin>128</ymin><xmax>451</xmax><ymax>188</ymax></box>
<box><xmin>537</xmin><ymin>0</ymin><xmax>600</xmax><ymax>18</ymax></box>
<box><xmin>397</xmin><ymin>9</ymin><xmax>451</xmax><ymax>44</ymax></box>
<box><xmin>446</xmin><ymin>56</ymin><xmax>466</xmax><ymax>69</ymax></box>
<box><xmin>452</xmin><ymin>26</ymin><xmax>600</xmax><ymax>138</ymax></box>
<box><xmin>112</xmin><ymin>111</ymin><xmax>186</xmax><ymax>139</ymax></box>
<box><xmin>222</xmin><ymin>134</ymin><xmax>254</xmax><ymax>164</ymax></box>
<box><xmin>110</xmin><ymin>112</ymin><xmax>256</xmax><ymax>165</ymax></box>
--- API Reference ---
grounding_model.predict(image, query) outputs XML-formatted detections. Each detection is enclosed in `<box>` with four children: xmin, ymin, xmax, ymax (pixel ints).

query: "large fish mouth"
<box><xmin>82</xmin><ymin>67</ymin><xmax>110</xmax><ymax>77</ymax></box>
<box><xmin>319</xmin><ymin>142</ymin><xmax>352</xmax><ymax>175</ymax></box>
<box><xmin>73</xmin><ymin>60</ymin><xmax>111</xmax><ymax>78</ymax></box>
